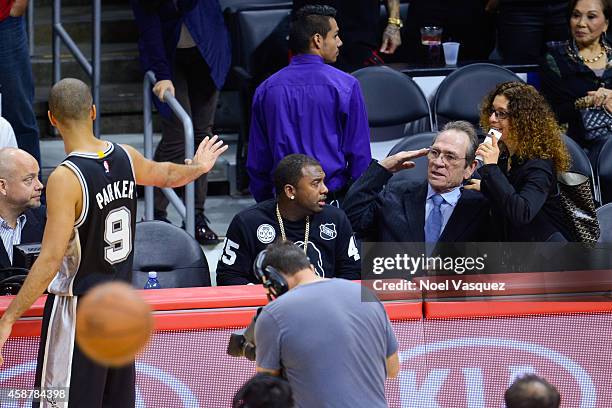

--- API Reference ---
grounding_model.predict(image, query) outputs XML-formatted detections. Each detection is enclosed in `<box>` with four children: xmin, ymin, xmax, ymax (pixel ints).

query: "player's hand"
<box><xmin>475</xmin><ymin>133</ymin><xmax>500</xmax><ymax>165</ymax></box>
<box><xmin>152</xmin><ymin>80</ymin><xmax>175</xmax><ymax>103</ymax></box>
<box><xmin>380</xmin><ymin>24</ymin><xmax>401</xmax><ymax>54</ymax></box>
<box><xmin>10</xmin><ymin>0</ymin><xmax>28</xmax><ymax>17</ymax></box>
<box><xmin>192</xmin><ymin>135</ymin><xmax>229</xmax><ymax>174</ymax></box>
<box><xmin>0</xmin><ymin>320</ymin><xmax>13</xmax><ymax>366</ymax></box>
<box><xmin>379</xmin><ymin>148</ymin><xmax>429</xmax><ymax>173</ymax></box>
<box><xmin>464</xmin><ymin>179</ymin><xmax>481</xmax><ymax>191</ymax></box>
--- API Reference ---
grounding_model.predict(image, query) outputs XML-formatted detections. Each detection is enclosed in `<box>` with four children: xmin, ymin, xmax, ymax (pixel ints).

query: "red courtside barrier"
<box><xmin>0</xmin><ymin>284</ymin><xmax>610</xmax><ymax>407</ymax></box>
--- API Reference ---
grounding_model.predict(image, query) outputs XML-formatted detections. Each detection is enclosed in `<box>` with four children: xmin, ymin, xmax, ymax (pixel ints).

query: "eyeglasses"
<box><xmin>489</xmin><ymin>108</ymin><xmax>511</xmax><ymax>120</ymax></box>
<box><xmin>427</xmin><ymin>148</ymin><xmax>468</xmax><ymax>165</ymax></box>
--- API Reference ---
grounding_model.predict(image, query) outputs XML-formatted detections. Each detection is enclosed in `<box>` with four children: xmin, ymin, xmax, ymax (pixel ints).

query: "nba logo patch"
<box><xmin>103</xmin><ymin>161</ymin><xmax>110</xmax><ymax>173</ymax></box>
<box><xmin>319</xmin><ymin>223</ymin><xmax>337</xmax><ymax>240</ymax></box>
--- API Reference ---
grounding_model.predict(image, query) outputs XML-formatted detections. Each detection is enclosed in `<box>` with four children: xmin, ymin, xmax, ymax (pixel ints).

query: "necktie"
<box><xmin>425</xmin><ymin>194</ymin><xmax>444</xmax><ymax>243</ymax></box>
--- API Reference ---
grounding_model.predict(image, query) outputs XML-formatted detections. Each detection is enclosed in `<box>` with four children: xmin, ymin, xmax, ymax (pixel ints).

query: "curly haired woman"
<box><xmin>465</xmin><ymin>81</ymin><xmax>573</xmax><ymax>242</ymax></box>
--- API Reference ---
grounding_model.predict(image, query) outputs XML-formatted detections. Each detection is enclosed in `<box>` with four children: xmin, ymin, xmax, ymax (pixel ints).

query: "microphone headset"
<box><xmin>253</xmin><ymin>250</ymin><xmax>289</xmax><ymax>300</ymax></box>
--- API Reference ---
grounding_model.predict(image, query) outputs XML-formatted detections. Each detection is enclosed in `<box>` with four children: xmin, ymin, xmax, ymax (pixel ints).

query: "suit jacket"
<box><xmin>0</xmin><ymin>206</ymin><xmax>46</xmax><ymax>269</ymax></box>
<box><xmin>344</xmin><ymin>162</ymin><xmax>493</xmax><ymax>243</ymax></box>
<box><xmin>479</xmin><ymin>157</ymin><xmax>571</xmax><ymax>242</ymax></box>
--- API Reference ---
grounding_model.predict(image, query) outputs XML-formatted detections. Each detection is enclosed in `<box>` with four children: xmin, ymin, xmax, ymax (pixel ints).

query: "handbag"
<box><xmin>579</xmin><ymin>105</ymin><xmax>612</xmax><ymax>142</ymax></box>
<box><xmin>557</xmin><ymin>172</ymin><xmax>600</xmax><ymax>244</ymax></box>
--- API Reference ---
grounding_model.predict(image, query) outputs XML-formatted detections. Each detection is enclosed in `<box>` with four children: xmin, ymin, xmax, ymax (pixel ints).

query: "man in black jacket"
<box><xmin>344</xmin><ymin>121</ymin><xmax>492</xmax><ymax>244</ymax></box>
<box><xmin>0</xmin><ymin>148</ymin><xmax>45</xmax><ymax>268</ymax></box>
<box><xmin>217</xmin><ymin>154</ymin><xmax>361</xmax><ymax>285</ymax></box>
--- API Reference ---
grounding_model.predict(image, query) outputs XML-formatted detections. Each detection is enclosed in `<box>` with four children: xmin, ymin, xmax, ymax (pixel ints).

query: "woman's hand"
<box><xmin>587</xmin><ymin>87</ymin><xmax>612</xmax><ymax>109</ymax></box>
<box><xmin>464</xmin><ymin>179</ymin><xmax>481</xmax><ymax>191</ymax></box>
<box><xmin>475</xmin><ymin>132</ymin><xmax>500</xmax><ymax>165</ymax></box>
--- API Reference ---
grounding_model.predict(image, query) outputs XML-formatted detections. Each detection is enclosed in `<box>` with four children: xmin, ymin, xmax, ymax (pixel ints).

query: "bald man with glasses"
<box><xmin>344</xmin><ymin>120</ymin><xmax>495</xmax><ymax>245</ymax></box>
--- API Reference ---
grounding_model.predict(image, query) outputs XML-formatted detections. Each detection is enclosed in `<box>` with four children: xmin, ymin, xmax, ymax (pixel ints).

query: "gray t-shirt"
<box><xmin>255</xmin><ymin>279</ymin><xmax>398</xmax><ymax>408</ymax></box>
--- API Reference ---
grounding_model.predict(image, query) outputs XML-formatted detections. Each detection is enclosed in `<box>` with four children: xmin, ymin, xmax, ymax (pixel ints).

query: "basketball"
<box><xmin>76</xmin><ymin>281</ymin><xmax>154</xmax><ymax>367</ymax></box>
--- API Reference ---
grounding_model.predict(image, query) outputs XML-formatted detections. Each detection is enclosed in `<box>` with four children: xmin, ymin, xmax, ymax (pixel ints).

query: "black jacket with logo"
<box><xmin>216</xmin><ymin>199</ymin><xmax>361</xmax><ymax>285</ymax></box>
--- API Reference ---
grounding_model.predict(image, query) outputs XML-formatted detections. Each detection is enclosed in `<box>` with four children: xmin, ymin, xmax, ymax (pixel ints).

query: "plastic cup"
<box><xmin>443</xmin><ymin>42</ymin><xmax>460</xmax><ymax>66</ymax></box>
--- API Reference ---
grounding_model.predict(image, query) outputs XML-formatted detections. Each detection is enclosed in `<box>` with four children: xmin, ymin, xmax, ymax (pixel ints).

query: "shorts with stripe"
<box><xmin>33</xmin><ymin>294</ymin><xmax>135</xmax><ymax>408</ymax></box>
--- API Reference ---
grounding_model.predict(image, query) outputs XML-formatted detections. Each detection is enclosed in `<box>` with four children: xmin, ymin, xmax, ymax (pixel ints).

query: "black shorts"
<box><xmin>33</xmin><ymin>293</ymin><xmax>135</xmax><ymax>408</ymax></box>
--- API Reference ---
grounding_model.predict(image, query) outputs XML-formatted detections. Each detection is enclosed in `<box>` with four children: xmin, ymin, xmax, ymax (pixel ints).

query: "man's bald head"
<box><xmin>48</xmin><ymin>78</ymin><xmax>93</xmax><ymax>122</ymax></box>
<box><xmin>0</xmin><ymin>148</ymin><xmax>43</xmax><ymax>212</ymax></box>
<box><xmin>0</xmin><ymin>148</ymin><xmax>38</xmax><ymax>179</ymax></box>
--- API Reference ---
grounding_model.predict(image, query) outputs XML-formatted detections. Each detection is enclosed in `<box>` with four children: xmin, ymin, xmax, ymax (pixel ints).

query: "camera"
<box><xmin>227</xmin><ymin>249</ymin><xmax>290</xmax><ymax>361</ymax></box>
<box><xmin>13</xmin><ymin>243</ymin><xmax>41</xmax><ymax>269</ymax></box>
<box><xmin>227</xmin><ymin>307</ymin><xmax>261</xmax><ymax>361</ymax></box>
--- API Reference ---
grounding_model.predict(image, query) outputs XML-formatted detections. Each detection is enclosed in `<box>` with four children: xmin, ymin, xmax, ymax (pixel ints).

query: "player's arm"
<box><xmin>121</xmin><ymin>135</ymin><xmax>227</xmax><ymax>188</ymax></box>
<box><xmin>0</xmin><ymin>166</ymin><xmax>81</xmax><ymax>365</ymax></box>
<box><xmin>386</xmin><ymin>352</ymin><xmax>400</xmax><ymax>378</ymax></box>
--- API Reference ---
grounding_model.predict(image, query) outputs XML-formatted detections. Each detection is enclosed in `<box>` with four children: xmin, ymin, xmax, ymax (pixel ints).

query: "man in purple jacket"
<box><xmin>247</xmin><ymin>5</ymin><xmax>371</xmax><ymax>206</ymax></box>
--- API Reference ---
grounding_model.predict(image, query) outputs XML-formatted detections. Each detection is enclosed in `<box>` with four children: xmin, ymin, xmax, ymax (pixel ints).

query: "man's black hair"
<box><xmin>289</xmin><ymin>5</ymin><xmax>337</xmax><ymax>55</ymax></box>
<box><xmin>263</xmin><ymin>240</ymin><xmax>312</xmax><ymax>277</ymax></box>
<box><xmin>504</xmin><ymin>374</ymin><xmax>560</xmax><ymax>408</ymax></box>
<box><xmin>232</xmin><ymin>373</ymin><xmax>294</xmax><ymax>408</ymax></box>
<box><xmin>273</xmin><ymin>154</ymin><xmax>321</xmax><ymax>195</ymax></box>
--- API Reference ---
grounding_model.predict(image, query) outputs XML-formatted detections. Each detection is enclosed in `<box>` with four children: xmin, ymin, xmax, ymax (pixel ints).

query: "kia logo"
<box><xmin>398</xmin><ymin>337</ymin><xmax>596</xmax><ymax>408</ymax></box>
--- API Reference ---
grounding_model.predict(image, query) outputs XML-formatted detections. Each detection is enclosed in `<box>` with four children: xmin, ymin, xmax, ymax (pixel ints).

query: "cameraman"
<box><xmin>254</xmin><ymin>240</ymin><xmax>399</xmax><ymax>408</ymax></box>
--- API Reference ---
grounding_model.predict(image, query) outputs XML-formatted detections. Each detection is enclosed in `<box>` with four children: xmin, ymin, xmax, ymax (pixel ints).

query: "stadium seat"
<box><xmin>596</xmin><ymin>203</ymin><xmax>612</xmax><ymax>243</ymax></box>
<box><xmin>224</xmin><ymin>2</ymin><xmax>292</xmax><ymax>191</ymax></box>
<box><xmin>432</xmin><ymin>63</ymin><xmax>522</xmax><ymax>130</ymax></box>
<box><xmin>132</xmin><ymin>220</ymin><xmax>211</xmax><ymax>288</ymax></box>
<box><xmin>563</xmin><ymin>135</ymin><xmax>599</xmax><ymax>204</ymax></box>
<box><xmin>220</xmin><ymin>0</ymin><xmax>289</xmax><ymax>12</ymax></box>
<box><xmin>352</xmin><ymin>66</ymin><xmax>433</xmax><ymax>160</ymax></box>
<box><xmin>597</xmin><ymin>138</ymin><xmax>612</xmax><ymax>205</ymax></box>
<box><xmin>386</xmin><ymin>132</ymin><xmax>437</xmax><ymax>185</ymax></box>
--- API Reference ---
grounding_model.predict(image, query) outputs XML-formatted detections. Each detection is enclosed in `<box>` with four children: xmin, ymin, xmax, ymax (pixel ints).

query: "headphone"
<box><xmin>253</xmin><ymin>250</ymin><xmax>289</xmax><ymax>300</ymax></box>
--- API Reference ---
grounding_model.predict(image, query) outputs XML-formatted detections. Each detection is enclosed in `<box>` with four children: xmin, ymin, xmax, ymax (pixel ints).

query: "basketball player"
<box><xmin>0</xmin><ymin>78</ymin><xmax>227</xmax><ymax>407</ymax></box>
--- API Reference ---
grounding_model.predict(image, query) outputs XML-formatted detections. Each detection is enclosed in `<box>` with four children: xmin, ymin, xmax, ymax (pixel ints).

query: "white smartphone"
<box><xmin>476</xmin><ymin>128</ymin><xmax>502</xmax><ymax>162</ymax></box>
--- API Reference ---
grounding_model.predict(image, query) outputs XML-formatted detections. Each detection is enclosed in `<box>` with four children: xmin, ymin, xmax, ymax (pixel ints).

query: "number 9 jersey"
<box><xmin>48</xmin><ymin>143</ymin><xmax>137</xmax><ymax>296</ymax></box>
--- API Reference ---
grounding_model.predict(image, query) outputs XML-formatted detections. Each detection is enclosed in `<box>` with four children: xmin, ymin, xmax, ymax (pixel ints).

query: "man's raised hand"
<box><xmin>192</xmin><ymin>135</ymin><xmax>229</xmax><ymax>174</ymax></box>
<box><xmin>379</xmin><ymin>148</ymin><xmax>430</xmax><ymax>173</ymax></box>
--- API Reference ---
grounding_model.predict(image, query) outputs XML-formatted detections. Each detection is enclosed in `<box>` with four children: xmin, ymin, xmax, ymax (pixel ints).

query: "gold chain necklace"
<box><xmin>579</xmin><ymin>48</ymin><xmax>605</xmax><ymax>63</ymax></box>
<box><xmin>276</xmin><ymin>203</ymin><xmax>309</xmax><ymax>253</ymax></box>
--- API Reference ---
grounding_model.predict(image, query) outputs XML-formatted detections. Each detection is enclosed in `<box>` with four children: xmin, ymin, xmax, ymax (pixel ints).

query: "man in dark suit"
<box><xmin>0</xmin><ymin>148</ymin><xmax>45</xmax><ymax>268</ymax></box>
<box><xmin>344</xmin><ymin>120</ymin><xmax>492</xmax><ymax>243</ymax></box>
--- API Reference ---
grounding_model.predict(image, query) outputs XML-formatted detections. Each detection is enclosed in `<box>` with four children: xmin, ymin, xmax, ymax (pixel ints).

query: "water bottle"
<box><xmin>144</xmin><ymin>271</ymin><xmax>161</xmax><ymax>289</ymax></box>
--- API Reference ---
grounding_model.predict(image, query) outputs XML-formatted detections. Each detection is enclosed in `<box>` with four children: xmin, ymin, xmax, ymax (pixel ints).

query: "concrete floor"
<box><xmin>41</xmin><ymin>133</ymin><xmax>255</xmax><ymax>285</ymax></box>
